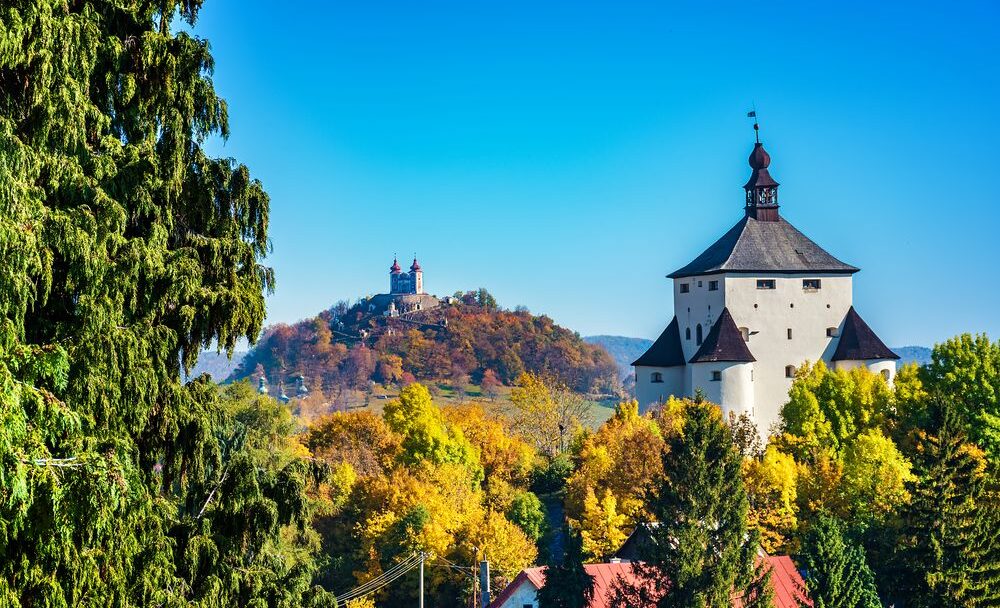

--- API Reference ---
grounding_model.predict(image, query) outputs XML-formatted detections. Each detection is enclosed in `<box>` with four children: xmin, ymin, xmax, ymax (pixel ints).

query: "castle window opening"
<box><xmin>756</xmin><ymin>279</ymin><xmax>775</xmax><ymax>290</ymax></box>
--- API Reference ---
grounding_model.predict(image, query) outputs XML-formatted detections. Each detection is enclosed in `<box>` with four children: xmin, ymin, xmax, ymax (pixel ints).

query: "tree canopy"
<box><xmin>0</xmin><ymin>1</ymin><xmax>336</xmax><ymax>604</ymax></box>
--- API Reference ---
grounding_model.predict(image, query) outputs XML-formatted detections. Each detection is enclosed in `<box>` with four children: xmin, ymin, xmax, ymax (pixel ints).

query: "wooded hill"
<box><xmin>231</xmin><ymin>289</ymin><xmax>620</xmax><ymax>398</ymax></box>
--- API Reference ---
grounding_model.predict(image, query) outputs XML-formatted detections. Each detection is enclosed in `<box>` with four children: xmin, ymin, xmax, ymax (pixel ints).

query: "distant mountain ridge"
<box><xmin>586</xmin><ymin>335</ymin><xmax>933</xmax><ymax>377</ymax></box>
<box><xmin>584</xmin><ymin>335</ymin><xmax>653</xmax><ymax>379</ymax></box>
<box><xmin>186</xmin><ymin>351</ymin><xmax>247</xmax><ymax>382</ymax></box>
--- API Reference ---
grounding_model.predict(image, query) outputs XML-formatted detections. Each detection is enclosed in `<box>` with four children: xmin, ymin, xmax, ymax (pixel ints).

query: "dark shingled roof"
<box><xmin>632</xmin><ymin>317</ymin><xmax>686</xmax><ymax>368</ymax></box>
<box><xmin>689</xmin><ymin>308</ymin><xmax>756</xmax><ymax>363</ymax></box>
<box><xmin>668</xmin><ymin>216</ymin><xmax>859</xmax><ymax>279</ymax></box>
<box><xmin>832</xmin><ymin>306</ymin><xmax>899</xmax><ymax>361</ymax></box>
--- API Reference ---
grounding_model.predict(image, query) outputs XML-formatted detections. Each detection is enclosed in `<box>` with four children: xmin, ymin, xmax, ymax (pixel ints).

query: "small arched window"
<box><xmin>651</xmin><ymin>372</ymin><xmax>664</xmax><ymax>383</ymax></box>
<box><xmin>785</xmin><ymin>365</ymin><xmax>796</xmax><ymax>378</ymax></box>
<box><xmin>739</xmin><ymin>327</ymin><xmax>750</xmax><ymax>342</ymax></box>
<box><xmin>696</xmin><ymin>324</ymin><xmax>703</xmax><ymax>345</ymax></box>
<box><xmin>881</xmin><ymin>369</ymin><xmax>891</xmax><ymax>381</ymax></box>
<box><xmin>685</xmin><ymin>327</ymin><xmax>691</xmax><ymax>341</ymax></box>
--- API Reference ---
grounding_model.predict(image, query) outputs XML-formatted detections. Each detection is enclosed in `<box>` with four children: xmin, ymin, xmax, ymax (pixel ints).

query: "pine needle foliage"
<box><xmin>799</xmin><ymin>514</ymin><xmax>881</xmax><ymax>608</ymax></box>
<box><xmin>890</xmin><ymin>405</ymin><xmax>1000</xmax><ymax>608</ymax></box>
<box><xmin>0</xmin><ymin>1</ymin><xmax>332</xmax><ymax>605</ymax></box>
<box><xmin>536</xmin><ymin>527</ymin><xmax>595</xmax><ymax>608</ymax></box>
<box><xmin>609</xmin><ymin>400</ymin><xmax>773</xmax><ymax>608</ymax></box>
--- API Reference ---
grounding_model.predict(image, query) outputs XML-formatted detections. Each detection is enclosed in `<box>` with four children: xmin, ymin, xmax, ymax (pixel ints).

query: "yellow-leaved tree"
<box><xmin>743</xmin><ymin>444</ymin><xmax>799</xmax><ymax>553</ymax></box>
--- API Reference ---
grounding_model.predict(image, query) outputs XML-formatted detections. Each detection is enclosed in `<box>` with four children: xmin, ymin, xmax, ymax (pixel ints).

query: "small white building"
<box><xmin>634</xmin><ymin>138</ymin><xmax>898</xmax><ymax>434</ymax></box>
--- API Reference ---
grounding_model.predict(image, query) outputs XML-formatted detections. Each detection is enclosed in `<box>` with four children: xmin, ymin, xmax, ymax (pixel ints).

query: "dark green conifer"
<box><xmin>537</xmin><ymin>526</ymin><xmax>595</xmax><ymax>608</ymax></box>
<box><xmin>799</xmin><ymin>514</ymin><xmax>881</xmax><ymax>608</ymax></box>
<box><xmin>609</xmin><ymin>400</ymin><xmax>772</xmax><ymax>608</ymax></box>
<box><xmin>0</xmin><ymin>1</ymin><xmax>331</xmax><ymax>605</ymax></box>
<box><xmin>892</xmin><ymin>404</ymin><xmax>1000</xmax><ymax>607</ymax></box>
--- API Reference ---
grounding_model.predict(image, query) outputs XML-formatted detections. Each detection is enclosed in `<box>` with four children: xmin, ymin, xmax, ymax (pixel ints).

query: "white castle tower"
<box><xmin>633</xmin><ymin>136</ymin><xmax>898</xmax><ymax>434</ymax></box>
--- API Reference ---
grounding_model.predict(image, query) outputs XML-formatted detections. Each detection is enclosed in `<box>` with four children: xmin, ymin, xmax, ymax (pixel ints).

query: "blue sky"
<box><xmin>194</xmin><ymin>0</ymin><xmax>999</xmax><ymax>347</ymax></box>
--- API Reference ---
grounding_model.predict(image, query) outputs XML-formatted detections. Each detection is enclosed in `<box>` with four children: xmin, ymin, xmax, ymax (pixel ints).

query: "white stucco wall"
<box><xmin>494</xmin><ymin>579</ymin><xmax>538</xmax><ymax>608</ymax></box>
<box><xmin>673</xmin><ymin>273</ymin><xmax>728</xmax><ymax>363</ymax></box>
<box><xmin>635</xmin><ymin>365</ymin><xmax>684</xmax><ymax>413</ymax></box>
<box><xmin>718</xmin><ymin>273</ymin><xmax>853</xmax><ymax>434</ymax></box>
<box><xmin>668</xmin><ymin>272</ymin><xmax>854</xmax><ymax>435</ymax></box>
<box><xmin>688</xmin><ymin>362</ymin><xmax>755</xmax><ymax>418</ymax></box>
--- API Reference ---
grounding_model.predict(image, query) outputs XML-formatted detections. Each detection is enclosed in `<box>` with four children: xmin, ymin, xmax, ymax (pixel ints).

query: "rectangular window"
<box><xmin>711</xmin><ymin>371</ymin><xmax>722</xmax><ymax>381</ymax></box>
<box><xmin>826</xmin><ymin>327</ymin><xmax>838</xmax><ymax>337</ymax></box>
<box><xmin>787</xmin><ymin>328</ymin><xmax>793</xmax><ymax>340</ymax></box>
<box><xmin>679</xmin><ymin>283</ymin><xmax>690</xmax><ymax>293</ymax></box>
<box><xmin>756</xmin><ymin>279</ymin><xmax>775</xmax><ymax>290</ymax></box>
<box><xmin>697</xmin><ymin>281</ymin><xmax>703</xmax><ymax>288</ymax></box>
<box><xmin>803</xmin><ymin>279</ymin><xmax>822</xmax><ymax>290</ymax></box>
<box><xmin>708</xmin><ymin>280</ymin><xmax>719</xmax><ymax>291</ymax></box>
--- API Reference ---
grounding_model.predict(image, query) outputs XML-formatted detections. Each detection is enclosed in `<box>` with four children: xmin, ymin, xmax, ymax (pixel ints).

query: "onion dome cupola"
<box><xmin>410</xmin><ymin>257</ymin><xmax>422</xmax><ymax>272</ymax></box>
<box><xmin>390</xmin><ymin>257</ymin><xmax>402</xmax><ymax>274</ymax></box>
<box><xmin>744</xmin><ymin>141</ymin><xmax>780</xmax><ymax>221</ymax></box>
<box><xmin>257</xmin><ymin>376</ymin><xmax>268</xmax><ymax>395</ymax></box>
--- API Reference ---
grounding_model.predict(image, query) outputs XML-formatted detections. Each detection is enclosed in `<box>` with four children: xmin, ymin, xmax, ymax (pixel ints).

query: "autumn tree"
<box><xmin>565</xmin><ymin>400</ymin><xmax>664</xmax><ymax>556</ymax></box>
<box><xmin>839</xmin><ymin>428</ymin><xmax>914</xmax><ymax>525</ymax></box>
<box><xmin>915</xmin><ymin>334</ymin><xmax>1000</xmax><ymax>460</ymax></box>
<box><xmin>509</xmin><ymin>372</ymin><xmax>593</xmax><ymax>455</ymax></box>
<box><xmin>743</xmin><ymin>444</ymin><xmax>799</xmax><ymax>553</ymax></box>
<box><xmin>778</xmin><ymin>361</ymin><xmax>894</xmax><ymax>459</ymax></box>
<box><xmin>309</xmin><ymin>384</ymin><xmax>537</xmax><ymax>607</ymax></box>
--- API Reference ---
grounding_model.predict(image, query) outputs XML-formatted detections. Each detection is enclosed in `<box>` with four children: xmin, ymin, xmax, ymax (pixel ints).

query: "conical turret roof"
<box><xmin>689</xmin><ymin>308</ymin><xmax>756</xmax><ymax>363</ymax></box>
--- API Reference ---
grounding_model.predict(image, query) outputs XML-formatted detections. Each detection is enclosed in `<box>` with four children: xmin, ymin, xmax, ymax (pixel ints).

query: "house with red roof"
<box><xmin>488</xmin><ymin>555</ymin><xmax>810</xmax><ymax>608</ymax></box>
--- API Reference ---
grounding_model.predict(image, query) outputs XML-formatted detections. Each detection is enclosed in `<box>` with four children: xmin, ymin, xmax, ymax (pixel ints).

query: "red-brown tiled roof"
<box><xmin>490</xmin><ymin>556</ymin><xmax>810</xmax><ymax>608</ymax></box>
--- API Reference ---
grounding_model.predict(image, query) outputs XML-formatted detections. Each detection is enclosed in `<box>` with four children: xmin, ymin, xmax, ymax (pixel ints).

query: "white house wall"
<box><xmin>495</xmin><ymin>579</ymin><xmax>538</xmax><ymax>608</ymax></box>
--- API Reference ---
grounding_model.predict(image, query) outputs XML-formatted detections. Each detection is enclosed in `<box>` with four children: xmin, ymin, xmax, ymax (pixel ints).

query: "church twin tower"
<box><xmin>633</xmin><ymin>140</ymin><xmax>898</xmax><ymax>433</ymax></box>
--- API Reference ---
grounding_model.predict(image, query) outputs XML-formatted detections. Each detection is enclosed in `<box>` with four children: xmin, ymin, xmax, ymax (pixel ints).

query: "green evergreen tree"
<box><xmin>609</xmin><ymin>400</ymin><xmax>772</xmax><ymax>608</ymax></box>
<box><xmin>891</xmin><ymin>405</ymin><xmax>1000</xmax><ymax>607</ymax></box>
<box><xmin>537</xmin><ymin>527</ymin><xmax>595</xmax><ymax>608</ymax></box>
<box><xmin>799</xmin><ymin>514</ymin><xmax>881</xmax><ymax>608</ymax></box>
<box><xmin>0</xmin><ymin>1</ymin><xmax>332</xmax><ymax>605</ymax></box>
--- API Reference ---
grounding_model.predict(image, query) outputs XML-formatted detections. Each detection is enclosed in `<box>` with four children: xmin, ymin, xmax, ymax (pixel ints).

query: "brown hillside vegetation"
<box><xmin>231</xmin><ymin>290</ymin><xmax>619</xmax><ymax>402</ymax></box>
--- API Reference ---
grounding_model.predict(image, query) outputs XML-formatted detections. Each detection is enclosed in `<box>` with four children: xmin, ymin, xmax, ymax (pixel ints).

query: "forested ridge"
<box><xmin>231</xmin><ymin>291</ymin><xmax>620</xmax><ymax>399</ymax></box>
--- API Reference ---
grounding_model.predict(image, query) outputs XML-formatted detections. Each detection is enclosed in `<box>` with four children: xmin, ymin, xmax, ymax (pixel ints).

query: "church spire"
<box><xmin>743</xmin><ymin>139</ymin><xmax>780</xmax><ymax>222</ymax></box>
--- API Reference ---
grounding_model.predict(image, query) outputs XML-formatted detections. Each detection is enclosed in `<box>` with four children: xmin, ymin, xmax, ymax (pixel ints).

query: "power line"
<box><xmin>333</xmin><ymin>552</ymin><xmax>423</xmax><ymax>604</ymax></box>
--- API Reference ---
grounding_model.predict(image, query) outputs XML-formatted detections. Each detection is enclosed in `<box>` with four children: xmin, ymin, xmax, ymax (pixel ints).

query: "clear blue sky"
<box><xmin>194</xmin><ymin>0</ymin><xmax>999</xmax><ymax>347</ymax></box>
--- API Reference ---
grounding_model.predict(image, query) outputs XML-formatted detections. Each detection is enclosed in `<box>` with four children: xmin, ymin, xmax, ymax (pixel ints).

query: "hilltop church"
<box><xmin>633</xmin><ymin>138</ymin><xmax>898</xmax><ymax>434</ymax></box>
<box><xmin>364</xmin><ymin>256</ymin><xmax>441</xmax><ymax>316</ymax></box>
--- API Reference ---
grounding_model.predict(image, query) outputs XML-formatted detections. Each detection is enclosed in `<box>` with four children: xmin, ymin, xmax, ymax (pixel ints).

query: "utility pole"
<box><xmin>419</xmin><ymin>551</ymin><xmax>425</xmax><ymax>608</ymax></box>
